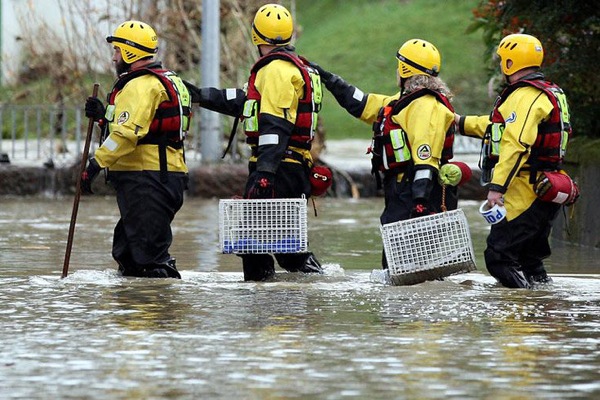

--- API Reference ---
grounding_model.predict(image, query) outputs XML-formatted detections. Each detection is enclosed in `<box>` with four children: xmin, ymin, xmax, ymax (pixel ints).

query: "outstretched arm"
<box><xmin>309</xmin><ymin>62</ymin><xmax>399</xmax><ymax>124</ymax></box>
<box><xmin>309</xmin><ymin>62</ymin><xmax>368</xmax><ymax>118</ymax></box>
<box><xmin>184</xmin><ymin>80</ymin><xmax>246</xmax><ymax>117</ymax></box>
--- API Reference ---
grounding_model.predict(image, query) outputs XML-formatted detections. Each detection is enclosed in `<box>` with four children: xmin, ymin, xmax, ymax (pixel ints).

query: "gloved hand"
<box><xmin>307</xmin><ymin>61</ymin><xmax>333</xmax><ymax>83</ymax></box>
<box><xmin>183</xmin><ymin>80</ymin><xmax>202</xmax><ymax>103</ymax></box>
<box><xmin>410</xmin><ymin>203</ymin><xmax>431</xmax><ymax>218</ymax></box>
<box><xmin>246</xmin><ymin>171</ymin><xmax>275</xmax><ymax>199</ymax></box>
<box><xmin>438</xmin><ymin>162</ymin><xmax>472</xmax><ymax>186</ymax></box>
<box><xmin>85</xmin><ymin>97</ymin><xmax>105</xmax><ymax>122</ymax></box>
<box><xmin>81</xmin><ymin>158</ymin><xmax>101</xmax><ymax>195</ymax></box>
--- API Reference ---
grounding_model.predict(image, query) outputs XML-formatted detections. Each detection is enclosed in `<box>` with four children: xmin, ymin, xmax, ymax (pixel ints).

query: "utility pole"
<box><xmin>0</xmin><ymin>0</ymin><xmax>3</xmax><ymax>87</ymax></box>
<box><xmin>200</xmin><ymin>0</ymin><xmax>221</xmax><ymax>163</ymax></box>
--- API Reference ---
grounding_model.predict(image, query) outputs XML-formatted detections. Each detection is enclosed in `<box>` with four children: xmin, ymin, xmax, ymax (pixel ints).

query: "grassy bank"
<box><xmin>294</xmin><ymin>0</ymin><xmax>491</xmax><ymax>140</ymax></box>
<box><xmin>0</xmin><ymin>0</ymin><xmax>491</xmax><ymax>143</ymax></box>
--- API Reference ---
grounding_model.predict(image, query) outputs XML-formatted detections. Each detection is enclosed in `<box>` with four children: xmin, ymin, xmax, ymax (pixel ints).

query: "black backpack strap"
<box><xmin>221</xmin><ymin>116</ymin><xmax>240</xmax><ymax>159</ymax></box>
<box><xmin>158</xmin><ymin>139</ymin><xmax>168</xmax><ymax>183</ymax></box>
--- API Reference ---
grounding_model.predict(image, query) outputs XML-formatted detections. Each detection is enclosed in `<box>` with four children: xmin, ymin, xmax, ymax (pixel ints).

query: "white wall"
<box><xmin>2</xmin><ymin>0</ymin><xmax>61</xmax><ymax>84</ymax></box>
<box><xmin>0</xmin><ymin>0</ymin><xmax>122</xmax><ymax>85</ymax></box>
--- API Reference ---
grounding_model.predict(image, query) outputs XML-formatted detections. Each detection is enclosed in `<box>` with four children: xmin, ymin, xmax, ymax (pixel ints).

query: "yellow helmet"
<box><xmin>251</xmin><ymin>4</ymin><xmax>293</xmax><ymax>46</ymax></box>
<box><xmin>396</xmin><ymin>39</ymin><xmax>441</xmax><ymax>78</ymax></box>
<box><xmin>106</xmin><ymin>20</ymin><xmax>158</xmax><ymax>64</ymax></box>
<box><xmin>496</xmin><ymin>33</ymin><xmax>544</xmax><ymax>76</ymax></box>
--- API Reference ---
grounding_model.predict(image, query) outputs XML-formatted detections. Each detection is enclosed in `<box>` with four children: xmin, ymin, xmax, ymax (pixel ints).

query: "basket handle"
<box><xmin>441</xmin><ymin>184</ymin><xmax>447</xmax><ymax>212</ymax></box>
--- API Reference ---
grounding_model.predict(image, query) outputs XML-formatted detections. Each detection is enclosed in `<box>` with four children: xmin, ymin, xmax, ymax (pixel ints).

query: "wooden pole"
<box><xmin>61</xmin><ymin>83</ymin><xmax>100</xmax><ymax>278</ymax></box>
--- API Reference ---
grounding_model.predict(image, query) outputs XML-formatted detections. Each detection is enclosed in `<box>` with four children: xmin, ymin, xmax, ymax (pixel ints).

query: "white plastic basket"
<box><xmin>219</xmin><ymin>197</ymin><xmax>308</xmax><ymax>254</ymax></box>
<box><xmin>380</xmin><ymin>209</ymin><xmax>477</xmax><ymax>285</ymax></box>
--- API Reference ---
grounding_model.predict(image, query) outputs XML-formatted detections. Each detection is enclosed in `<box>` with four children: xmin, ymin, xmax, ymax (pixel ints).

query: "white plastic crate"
<box><xmin>219</xmin><ymin>198</ymin><xmax>308</xmax><ymax>254</ymax></box>
<box><xmin>380</xmin><ymin>209</ymin><xmax>477</xmax><ymax>285</ymax></box>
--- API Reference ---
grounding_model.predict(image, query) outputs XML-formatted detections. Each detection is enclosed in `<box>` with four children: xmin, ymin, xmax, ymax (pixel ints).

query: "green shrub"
<box><xmin>468</xmin><ymin>0</ymin><xmax>600</xmax><ymax>137</ymax></box>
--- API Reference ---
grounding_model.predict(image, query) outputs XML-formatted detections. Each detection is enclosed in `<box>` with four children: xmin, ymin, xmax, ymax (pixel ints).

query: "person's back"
<box><xmin>185</xmin><ymin>4</ymin><xmax>327</xmax><ymax>281</ymax></box>
<box><xmin>312</xmin><ymin>38</ymin><xmax>469</xmax><ymax>270</ymax></box>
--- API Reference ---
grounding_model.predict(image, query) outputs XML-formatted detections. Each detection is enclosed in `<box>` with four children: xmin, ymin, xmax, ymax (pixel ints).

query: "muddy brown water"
<box><xmin>1</xmin><ymin>196</ymin><xmax>599</xmax><ymax>399</ymax></box>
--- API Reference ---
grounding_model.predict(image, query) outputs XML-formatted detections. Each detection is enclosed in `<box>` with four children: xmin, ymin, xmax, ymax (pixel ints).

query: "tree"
<box><xmin>468</xmin><ymin>0</ymin><xmax>600</xmax><ymax>137</ymax></box>
<box><xmin>11</xmin><ymin>0</ymin><xmax>268</xmax><ymax>103</ymax></box>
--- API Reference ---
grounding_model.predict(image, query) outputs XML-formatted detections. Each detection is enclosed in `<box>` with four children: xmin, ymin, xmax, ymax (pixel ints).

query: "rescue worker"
<box><xmin>81</xmin><ymin>20</ymin><xmax>191</xmax><ymax>279</ymax></box>
<box><xmin>455</xmin><ymin>33</ymin><xmax>575</xmax><ymax>288</ymax></box>
<box><xmin>185</xmin><ymin>3</ymin><xmax>324</xmax><ymax>281</ymax></box>
<box><xmin>311</xmin><ymin>39</ymin><xmax>460</xmax><ymax>269</ymax></box>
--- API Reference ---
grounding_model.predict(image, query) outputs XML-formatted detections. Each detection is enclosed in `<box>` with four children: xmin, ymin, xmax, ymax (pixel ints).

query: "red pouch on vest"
<box><xmin>310</xmin><ymin>166</ymin><xmax>333</xmax><ymax>197</ymax></box>
<box><xmin>534</xmin><ymin>171</ymin><xmax>580</xmax><ymax>206</ymax></box>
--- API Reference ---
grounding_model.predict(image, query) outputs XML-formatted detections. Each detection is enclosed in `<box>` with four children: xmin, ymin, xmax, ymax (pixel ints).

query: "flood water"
<box><xmin>1</xmin><ymin>196</ymin><xmax>599</xmax><ymax>399</ymax></box>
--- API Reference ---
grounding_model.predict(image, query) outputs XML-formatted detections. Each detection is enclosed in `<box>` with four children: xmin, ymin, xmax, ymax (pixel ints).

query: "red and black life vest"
<box><xmin>108</xmin><ymin>65</ymin><xmax>191</xmax><ymax>150</ymax></box>
<box><xmin>107</xmin><ymin>65</ymin><xmax>191</xmax><ymax>181</ymax></box>
<box><xmin>243</xmin><ymin>49</ymin><xmax>321</xmax><ymax>150</ymax></box>
<box><xmin>490</xmin><ymin>77</ymin><xmax>571</xmax><ymax>170</ymax></box>
<box><xmin>371</xmin><ymin>88</ymin><xmax>455</xmax><ymax>174</ymax></box>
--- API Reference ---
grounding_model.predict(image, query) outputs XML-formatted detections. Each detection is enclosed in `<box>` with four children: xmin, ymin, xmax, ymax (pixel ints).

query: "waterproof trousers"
<box><xmin>484</xmin><ymin>199</ymin><xmax>561</xmax><ymax>288</ymax></box>
<box><xmin>240</xmin><ymin>162</ymin><xmax>323</xmax><ymax>281</ymax></box>
<box><xmin>109</xmin><ymin>171</ymin><xmax>188</xmax><ymax>278</ymax></box>
<box><xmin>380</xmin><ymin>171</ymin><xmax>458</xmax><ymax>269</ymax></box>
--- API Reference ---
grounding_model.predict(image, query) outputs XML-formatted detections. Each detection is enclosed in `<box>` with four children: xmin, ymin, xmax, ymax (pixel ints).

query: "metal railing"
<box><xmin>0</xmin><ymin>104</ymin><xmax>479</xmax><ymax>167</ymax></box>
<box><xmin>0</xmin><ymin>105</ymin><xmax>210</xmax><ymax>167</ymax></box>
<box><xmin>0</xmin><ymin>105</ymin><xmax>85</xmax><ymax>165</ymax></box>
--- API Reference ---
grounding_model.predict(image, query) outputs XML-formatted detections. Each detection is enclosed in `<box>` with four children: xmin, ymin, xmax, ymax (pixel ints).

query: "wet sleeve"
<box><xmin>460</xmin><ymin>115</ymin><xmax>490</xmax><ymax>139</ymax></box>
<box><xmin>184</xmin><ymin>80</ymin><xmax>246</xmax><ymax>117</ymax></box>
<box><xmin>323</xmin><ymin>73</ymin><xmax>368</xmax><ymax>118</ymax></box>
<box><xmin>359</xmin><ymin>92</ymin><xmax>402</xmax><ymax>124</ymax></box>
